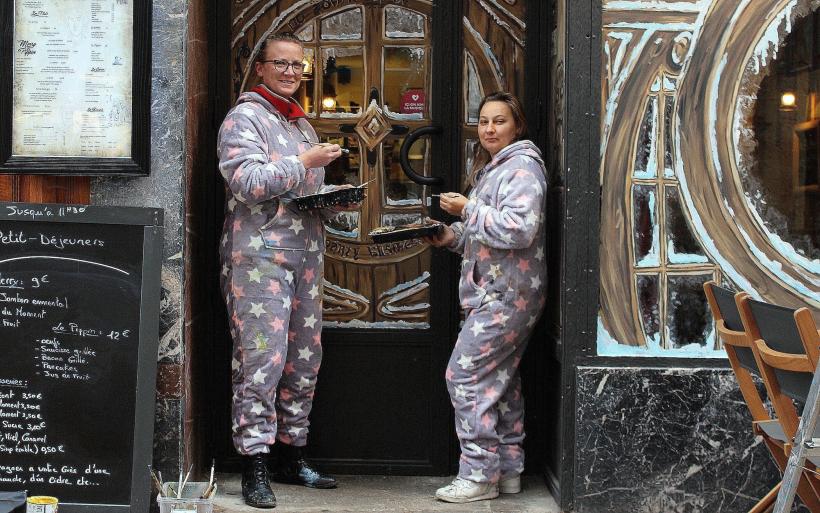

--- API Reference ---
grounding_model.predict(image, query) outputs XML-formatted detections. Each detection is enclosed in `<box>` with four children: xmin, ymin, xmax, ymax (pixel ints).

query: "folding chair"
<box><xmin>736</xmin><ymin>294</ymin><xmax>820</xmax><ymax>512</ymax></box>
<box><xmin>704</xmin><ymin>282</ymin><xmax>819</xmax><ymax>512</ymax></box>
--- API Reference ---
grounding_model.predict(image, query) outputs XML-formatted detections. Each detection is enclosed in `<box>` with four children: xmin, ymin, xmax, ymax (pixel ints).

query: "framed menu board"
<box><xmin>0</xmin><ymin>1</ymin><xmax>151</xmax><ymax>175</ymax></box>
<box><xmin>0</xmin><ymin>202</ymin><xmax>163</xmax><ymax>512</ymax></box>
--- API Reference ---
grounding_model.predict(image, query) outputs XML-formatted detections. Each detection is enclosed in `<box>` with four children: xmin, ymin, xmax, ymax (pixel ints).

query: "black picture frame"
<box><xmin>0</xmin><ymin>0</ymin><xmax>152</xmax><ymax>175</ymax></box>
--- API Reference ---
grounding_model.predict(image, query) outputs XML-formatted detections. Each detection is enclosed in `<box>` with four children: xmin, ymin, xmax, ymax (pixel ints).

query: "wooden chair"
<box><xmin>736</xmin><ymin>293</ymin><xmax>820</xmax><ymax>512</ymax></box>
<box><xmin>705</xmin><ymin>282</ymin><xmax>803</xmax><ymax>512</ymax></box>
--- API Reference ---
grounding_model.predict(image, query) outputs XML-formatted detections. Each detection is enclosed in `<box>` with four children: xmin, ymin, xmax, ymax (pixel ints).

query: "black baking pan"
<box><xmin>369</xmin><ymin>221</ymin><xmax>444</xmax><ymax>243</ymax></box>
<box><xmin>293</xmin><ymin>185</ymin><xmax>366</xmax><ymax>211</ymax></box>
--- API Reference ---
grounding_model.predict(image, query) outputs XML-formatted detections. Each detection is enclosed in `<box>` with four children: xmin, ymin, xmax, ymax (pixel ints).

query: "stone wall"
<box><xmin>91</xmin><ymin>0</ymin><xmax>187</xmax><ymax>477</ymax></box>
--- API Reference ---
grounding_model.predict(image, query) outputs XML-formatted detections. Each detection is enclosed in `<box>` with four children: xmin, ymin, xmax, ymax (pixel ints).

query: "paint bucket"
<box><xmin>26</xmin><ymin>496</ymin><xmax>58</xmax><ymax>513</ymax></box>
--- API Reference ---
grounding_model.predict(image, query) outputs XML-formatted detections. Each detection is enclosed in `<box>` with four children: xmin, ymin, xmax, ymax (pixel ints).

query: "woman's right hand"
<box><xmin>423</xmin><ymin>225</ymin><xmax>455</xmax><ymax>248</ymax></box>
<box><xmin>299</xmin><ymin>144</ymin><xmax>342</xmax><ymax>169</ymax></box>
<box><xmin>439</xmin><ymin>192</ymin><xmax>468</xmax><ymax>217</ymax></box>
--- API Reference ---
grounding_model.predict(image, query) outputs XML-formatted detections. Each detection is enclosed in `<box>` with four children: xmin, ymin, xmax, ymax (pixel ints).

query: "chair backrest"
<box><xmin>704</xmin><ymin>281</ymin><xmax>759</xmax><ymax>373</ymax></box>
<box><xmin>738</xmin><ymin>295</ymin><xmax>819</xmax><ymax>436</ymax></box>
<box><xmin>703</xmin><ymin>281</ymin><xmax>770</xmax><ymax>422</ymax></box>
<box><xmin>748</xmin><ymin>299</ymin><xmax>815</xmax><ymax>403</ymax></box>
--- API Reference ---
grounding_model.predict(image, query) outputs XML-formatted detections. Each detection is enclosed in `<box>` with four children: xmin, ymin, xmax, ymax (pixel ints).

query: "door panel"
<box><xmin>228</xmin><ymin>0</ymin><xmax>449</xmax><ymax>474</ymax></box>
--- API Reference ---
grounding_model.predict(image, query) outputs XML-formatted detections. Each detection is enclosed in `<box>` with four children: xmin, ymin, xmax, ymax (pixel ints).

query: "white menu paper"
<box><xmin>12</xmin><ymin>0</ymin><xmax>133</xmax><ymax>158</ymax></box>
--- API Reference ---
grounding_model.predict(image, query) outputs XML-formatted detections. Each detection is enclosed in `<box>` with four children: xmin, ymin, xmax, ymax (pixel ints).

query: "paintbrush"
<box><xmin>304</xmin><ymin>141</ymin><xmax>350</xmax><ymax>154</ymax></box>
<box><xmin>178</xmin><ymin>464</ymin><xmax>193</xmax><ymax>499</ymax></box>
<box><xmin>201</xmin><ymin>459</ymin><xmax>216</xmax><ymax>499</ymax></box>
<box><xmin>148</xmin><ymin>466</ymin><xmax>163</xmax><ymax>496</ymax></box>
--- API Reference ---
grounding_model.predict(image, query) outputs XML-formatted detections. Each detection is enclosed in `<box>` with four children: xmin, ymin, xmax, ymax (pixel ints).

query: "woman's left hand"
<box><xmin>423</xmin><ymin>224</ymin><xmax>454</xmax><ymax>247</ymax></box>
<box><xmin>439</xmin><ymin>192</ymin><xmax>468</xmax><ymax>217</ymax></box>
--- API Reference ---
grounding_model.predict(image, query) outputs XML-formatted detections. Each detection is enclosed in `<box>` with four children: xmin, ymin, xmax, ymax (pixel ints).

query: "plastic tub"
<box><xmin>157</xmin><ymin>482</ymin><xmax>215</xmax><ymax>513</ymax></box>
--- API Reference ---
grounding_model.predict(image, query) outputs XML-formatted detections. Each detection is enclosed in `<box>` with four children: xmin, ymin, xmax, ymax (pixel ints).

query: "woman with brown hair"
<box><xmin>426</xmin><ymin>92</ymin><xmax>547</xmax><ymax>503</ymax></box>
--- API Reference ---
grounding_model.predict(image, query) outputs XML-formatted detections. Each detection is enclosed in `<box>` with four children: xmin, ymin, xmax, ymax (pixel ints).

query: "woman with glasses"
<box><xmin>217</xmin><ymin>33</ymin><xmax>353</xmax><ymax>509</ymax></box>
<box><xmin>425</xmin><ymin>92</ymin><xmax>547</xmax><ymax>503</ymax></box>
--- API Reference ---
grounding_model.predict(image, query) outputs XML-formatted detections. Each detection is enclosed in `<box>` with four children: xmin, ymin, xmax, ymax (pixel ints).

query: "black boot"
<box><xmin>272</xmin><ymin>444</ymin><xmax>337</xmax><ymax>489</ymax></box>
<box><xmin>241</xmin><ymin>453</ymin><xmax>277</xmax><ymax>508</ymax></box>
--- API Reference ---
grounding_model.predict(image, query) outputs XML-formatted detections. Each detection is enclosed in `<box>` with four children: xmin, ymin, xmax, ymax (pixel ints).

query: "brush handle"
<box><xmin>305</xmin><ymin>141</ymin><xmax>350</xmax><ymax>154</ymax></box>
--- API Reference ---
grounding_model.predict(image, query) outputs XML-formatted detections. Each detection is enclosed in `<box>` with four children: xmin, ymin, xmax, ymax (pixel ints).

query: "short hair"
<box><xmin>256</xmin><ymin>33</ymin><xmax>304</xmax><ymax>65</ymax></box>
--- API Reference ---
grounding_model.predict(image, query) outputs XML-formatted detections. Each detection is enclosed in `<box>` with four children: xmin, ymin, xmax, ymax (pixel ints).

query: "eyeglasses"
<box><xmin>260</xmin><ymin>59</ymin><xmax>305</xmax><ymax>73</ymax></box>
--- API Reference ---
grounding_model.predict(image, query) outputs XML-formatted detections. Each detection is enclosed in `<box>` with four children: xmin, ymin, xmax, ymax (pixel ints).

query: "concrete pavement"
<box><xmin>212</xmin><ymin>474</ymin><xmax>561</xmax><ymax>512</ymax></box>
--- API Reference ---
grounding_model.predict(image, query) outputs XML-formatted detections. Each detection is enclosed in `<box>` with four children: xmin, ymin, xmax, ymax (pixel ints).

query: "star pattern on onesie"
<box><xmin>445</xmin><ymin>144</ymin><xmax>547</xmax><ymax>484</ymax></box>
<box><xmin>218</xmin><ymin>95</ymin><xmax>330</xmax><ymax>455</ymax></box>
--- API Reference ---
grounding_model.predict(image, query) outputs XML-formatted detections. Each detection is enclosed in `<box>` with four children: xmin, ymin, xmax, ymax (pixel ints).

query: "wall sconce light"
<box><xmin>322</xmin><ymin>96</ymin><xmax>337</xmax><ymax>110</ymax></box>
<box><xmin>301</xmin><ymin>58</ymin><xmax>312</xmax><ymax>78</ymax></box>
<box><xmin>781</xmin><ymin>91</ymin><xmax>797</xmax><ymax>111</ymax></box>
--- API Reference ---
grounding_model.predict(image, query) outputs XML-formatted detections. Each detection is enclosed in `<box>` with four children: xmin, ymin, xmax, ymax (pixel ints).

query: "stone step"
<box><xmin>211</xmin><ymin>474</ymin><xmax>560</xmax><ymax>513</ymax></box>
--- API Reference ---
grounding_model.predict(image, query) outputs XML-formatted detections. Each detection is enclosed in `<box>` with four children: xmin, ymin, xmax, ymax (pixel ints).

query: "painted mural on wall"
<box><xmin>599</xmin><ymin>0</ymin><xmax>820</xmax><ymax>356</ymax></box>
<box><xmin>229</xmin><ymin>0</ymin><xmax>525</xmax><ymax>328</ymax></box>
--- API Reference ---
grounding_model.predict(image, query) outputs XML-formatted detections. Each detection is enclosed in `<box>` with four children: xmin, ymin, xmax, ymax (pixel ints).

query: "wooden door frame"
<box><xmin>556</xmin><ymin>0</ymin><xmax>602</xmax><ymax>511</ymax></box>
<box><xmin>203</xmin><ymin>0</ymin><xmax>464</xmax><ymax>475</ymax></box>
<box><xmin>198</xmin><ymin>0</ymin><xmax>574</xmax><ymax>503</ymax></box>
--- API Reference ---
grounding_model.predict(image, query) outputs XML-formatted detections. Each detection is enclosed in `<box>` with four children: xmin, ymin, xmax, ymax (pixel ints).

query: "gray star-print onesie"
<box><xmin>218</xmin><ymin>89</ymin><xmax>336</xmax><ymax>456</ymax></box>
<box><xmin>445</xmin><ymin>139</ymin><xmax>547</xmax><ymax>484</ymax></box>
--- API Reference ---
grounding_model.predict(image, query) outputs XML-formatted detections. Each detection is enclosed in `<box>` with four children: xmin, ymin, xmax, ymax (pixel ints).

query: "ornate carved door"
<box><xmin>226</xmin><ymin>0</ymin><xmax>529</xmax><ymax>473</ymax></box>
<box><xmin>234</xmin><ymin>1</ymin><xmax>438</xmax><ymax>326</ymax></box>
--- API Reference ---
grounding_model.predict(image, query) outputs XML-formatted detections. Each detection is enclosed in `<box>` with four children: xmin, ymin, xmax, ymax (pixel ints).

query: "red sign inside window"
<box><xmin>400</xmin><ymin>89</ymin><xmax>425</xmax><ymax>114</ymax></box>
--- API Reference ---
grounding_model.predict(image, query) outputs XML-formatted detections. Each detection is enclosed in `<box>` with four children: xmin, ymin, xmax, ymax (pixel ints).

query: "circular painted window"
<box><xmin>737</xmin><ymin>7</ymin><xmax>820</xmax><ymax>263</ymax></box>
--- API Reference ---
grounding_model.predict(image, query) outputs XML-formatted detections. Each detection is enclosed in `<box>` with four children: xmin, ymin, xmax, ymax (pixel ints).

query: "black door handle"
<box><xmin>399</xmin><ymin>125</ymin><xmax>444</xmax><ymax>186</ymax></box>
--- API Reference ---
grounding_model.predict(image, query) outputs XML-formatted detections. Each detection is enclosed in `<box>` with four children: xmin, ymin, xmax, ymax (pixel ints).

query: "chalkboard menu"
<box><xmin>0</xmin><ymin>202</ymin><xmax>163</xmax><ymax>513</ymax></box>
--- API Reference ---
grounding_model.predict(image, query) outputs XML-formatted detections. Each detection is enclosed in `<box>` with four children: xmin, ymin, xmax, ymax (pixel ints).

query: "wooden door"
<box><xmin>234</xmin><ymin>2</ymin><xmax>438</xmax><ymax>327</ymax></box>
<box><xmin>224</xmin><ymin>0</ymin><xmax>531</xmax><ymax>474</ymax></box>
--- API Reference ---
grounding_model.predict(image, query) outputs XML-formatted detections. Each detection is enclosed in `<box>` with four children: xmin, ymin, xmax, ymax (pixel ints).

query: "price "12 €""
<box><xmin>106</xmin><ymin>330</ymin><xmax>130</xmax><ymax>341</ymax></box>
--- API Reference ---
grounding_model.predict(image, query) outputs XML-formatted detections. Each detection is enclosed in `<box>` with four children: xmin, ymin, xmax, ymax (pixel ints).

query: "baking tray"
<box><xmin>369</xmin><ymin>221</ymin><xmax>444</xmax><ymax>243</ymax></box>
<box><xmin>293</xmin><ymin>186</ymin><xmax>365</xmax><ymax>211</ymax></box>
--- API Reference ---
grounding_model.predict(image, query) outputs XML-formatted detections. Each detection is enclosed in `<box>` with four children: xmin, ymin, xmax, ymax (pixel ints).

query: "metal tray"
<box><xmin>369</xmin><ymin>221</ymin><xmax>444</xmax><ymax>243</ymax></box>
<box><xmin>293</xmin><ymin>186</ymin><xmax>365</xmax><ymax>211</ymax></box>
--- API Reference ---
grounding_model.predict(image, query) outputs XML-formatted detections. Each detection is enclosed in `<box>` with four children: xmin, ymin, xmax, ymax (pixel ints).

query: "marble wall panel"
<box><xmin>152</xmin><ymin>397</ymin><xmax>183</xmax><ymax>488</ymax></box>
<box><xmin>575</xmin><ymin>367</ymin><xmax>808</xmax><ymax>513</ymax></box>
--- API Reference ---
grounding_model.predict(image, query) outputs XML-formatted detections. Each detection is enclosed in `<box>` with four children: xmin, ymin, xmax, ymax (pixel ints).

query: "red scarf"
<box><xmin>251</xmin><ymin>85</ymin><xmax>307</xmax><ymax>121</ymax></box>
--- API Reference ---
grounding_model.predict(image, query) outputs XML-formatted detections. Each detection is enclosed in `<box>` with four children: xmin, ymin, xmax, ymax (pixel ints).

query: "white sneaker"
<box><xmin>500</xmin><ymin>475</ymin><xmax>521</xmax><ymax>494</ymax></box>
<box><xmin>435</xmin><ymin>477</ymin><xmax>499</xmax><ymax>503</ymax></box>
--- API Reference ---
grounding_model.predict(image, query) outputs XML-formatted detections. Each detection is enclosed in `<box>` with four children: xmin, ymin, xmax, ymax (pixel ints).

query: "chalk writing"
<box><xmin>0</xmin><ymin>205</ymin><xmax>158</xmax><ymax>505</ymax></box>
<box><xmin>0</xmin><ymin>296</ymin><xmax>90</xmax><ymax>451</ymax></box>
<box><xmin>0</xmin><ymin>385</ymin><xmax>114</xmax><ymax>486</ymax></box>
<box><xmin>0</xmin><ymin>257</ymin><xmax>127</xmax><ymax>276</ymax></box>
<box><xmin>5</xmin><ymin>204</ymin><xmax>88</xmax><ymax>221</ymax></box>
